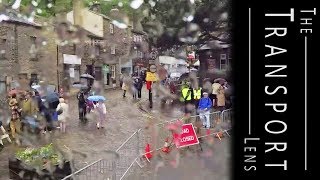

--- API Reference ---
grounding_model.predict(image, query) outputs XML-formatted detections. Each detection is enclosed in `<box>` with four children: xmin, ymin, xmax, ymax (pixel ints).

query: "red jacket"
<box><xmin>146</xmin><ymin>81</ymin><xmax>152</xmax><ymax>90</ymax></box>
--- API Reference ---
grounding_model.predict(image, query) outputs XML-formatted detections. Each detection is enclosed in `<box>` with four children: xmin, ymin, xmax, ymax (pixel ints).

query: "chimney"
<box><xmin>73</xmin><ymin>0</ymin><xmax>84</xmax><ymax>26</ymax></box>
<box><xmin>89</xmin><ymin>2</ymin><xmax>101</xmax><ymax>13</ymax></box>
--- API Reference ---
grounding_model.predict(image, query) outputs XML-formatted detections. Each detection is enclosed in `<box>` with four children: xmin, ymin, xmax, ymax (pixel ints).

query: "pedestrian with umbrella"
<box><xmin>42</xmin><ymin>92</ymin><xmax>60</xmax><ymax>133</ymax></box>
<box><xmin>88</xmin><ymin>96</ymin><xmax>106</xmax><ymax>129</ymax></box>
<box><xmin>77</xmin><ymin>90</ymin><xmax>87</xmax><ymax>120</ymax></box>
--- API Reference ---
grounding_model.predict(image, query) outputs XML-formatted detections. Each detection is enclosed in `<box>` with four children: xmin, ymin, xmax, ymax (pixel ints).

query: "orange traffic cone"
<box><xmin>145</xmin><ymin>143</ymin><xmax>152</xmax><ymax>160</ymax></box>
<box><xmin>162</xmin><ymin>138</ymin><xmax>170</xmax><ymax>153</ymax></box>
<box><xmin>215</xmin><ymin>131</ymin><xmax>224</xmax><ymax>140</ymax></box>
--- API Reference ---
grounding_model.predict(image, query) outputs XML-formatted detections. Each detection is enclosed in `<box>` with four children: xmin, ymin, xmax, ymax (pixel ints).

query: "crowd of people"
<box><xmin>179</xmin><ymin>78</ymin><xmax>232</xmax><ymax>129</ymax></box>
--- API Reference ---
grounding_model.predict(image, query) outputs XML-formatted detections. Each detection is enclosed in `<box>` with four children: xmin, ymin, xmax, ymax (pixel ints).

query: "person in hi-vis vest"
<box><xmin>182</xmin><ymin>84</ymin><xmax>193</xmax><ymax>114</ymax></box>
<box><xmin>193</xmin><ymin>87</ymin><xmax>202</xmax><ymax>111</ymax></box>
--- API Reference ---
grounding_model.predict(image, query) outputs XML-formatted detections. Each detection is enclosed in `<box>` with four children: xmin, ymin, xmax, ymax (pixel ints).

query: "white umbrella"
<box><xmin>80</xmin><ymin>73</ymin><xmax>95</xmax><ymax>79</ymax></box>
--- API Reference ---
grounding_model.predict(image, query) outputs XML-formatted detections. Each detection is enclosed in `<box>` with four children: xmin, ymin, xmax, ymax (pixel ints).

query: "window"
<box><xmin>95</xmin><ymin>45</ymin><xmax>101</xmax><ymax>56</ymax></box>
<box><xmin>111</xmin><ymin>45</ymin><xmax>116</xmax><ymax>54</ymax></box>
<box><xmin>30</xmin><ymin>73</ymin><xmax>38</xmax><ymax>84</ymax></box>
<box><xmin>139</xmin><ymin>51</ymin><xmax>143</xmax><ymax>58</ymax></box>
<box><xmin>0</xmin><ymin>81</ymin><xmax>6</xmax><ymax>94</ymax></box>
<box><xmin>0</xmin><ymin>38</ymin><xmax>7</xmax><ymax>60</ymax></box>
<box><xmin>220</xmin><ymin>53</ymin><xmax>227</xmax><ymax>70</ymax></box>
<box><xmin>94</xmin><ymin>67</ymin><xmax>102</xmax><ymax>81</ymax></box>
<box><xmin>0</xmin><ymin>50</ymin><xmax>6</xmax><ymax>60</ymax></box>
<box><xmin>111</xmin><ymin>65</ymin><xmax>116</xmax><ymax>79</ymax></box>
<box><xmin>220</xmin><ymin>54</ymin><xmax>227</xmax><ymax>60</ymax></box>
<box><xmin>110</xmin><ymin>23</ymin><xmax>114</xmax><ymax>34</ymax></box>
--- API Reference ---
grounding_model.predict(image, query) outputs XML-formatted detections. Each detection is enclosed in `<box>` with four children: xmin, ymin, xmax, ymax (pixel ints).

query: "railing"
<box><xmin>62</xmin><ymin>108</ymin><xmax>233</xmax><ymax>180</ymax></box>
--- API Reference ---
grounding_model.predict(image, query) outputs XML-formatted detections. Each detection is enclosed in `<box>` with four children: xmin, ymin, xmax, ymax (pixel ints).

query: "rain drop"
<box><xmin>130</xmin><ymin>0</ymin><xmax>143</xmax><ymax>9</ymax></box>
<box><xmin>42</xmin><ymin>41</ymin><xmax>47</xmax><ymax>46</ymax></box>
<box><xmin>11</xmin><ymin>0</ymin><xmax>22</xmax><ymax>9</ymax></box>
<box><xmin>118</xmin><ymin>2</ymin><xmax>123</xmax><ymax>7</ymax></box>
<box><xmin>47</xmin><ymin>3</ymin><xmax>53</xmax><ymax>8</ymax></box>
<box><xmin>0</xmin><ymin>14</ymin><xmax>9</xmax><ymax>22</ymax></box>
<box><xmin>149</xmin><ymin>0</ymin><xmax>156</xmax><ymax>7</ymax></box>
<box><xmin>0</xmin><ymin>50</ymin><xmax>5</xmax><ymax>54</ymax></box>
<box><xmin>31</xmin><ymin>0</ymin><xmax>38</xmax><ymax>7</ymax></box>
<box><xmin>203</xmin><ymin>18</ymin><xmax>209</xmax><ymax>23</ymax></box>
<box><xmin>36</xmin><ymin>9</ymin><xmax>42</xmax><ymax>14</ymax></box>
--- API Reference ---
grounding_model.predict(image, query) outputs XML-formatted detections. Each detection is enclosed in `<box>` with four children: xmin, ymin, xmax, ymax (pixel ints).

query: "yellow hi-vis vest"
<box><xmin>182</xmin><ymin>88</ymin><xmax>192</xmax><ymax>101</ymax></box>
<box><xmin>193</xmin><ymin>88</ymin><xmax>202</xmax><ymax>100</ymax></box>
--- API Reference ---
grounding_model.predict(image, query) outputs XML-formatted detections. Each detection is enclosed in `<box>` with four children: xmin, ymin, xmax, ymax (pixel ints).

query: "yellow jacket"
<box><xmin>182</xmin><ymin>88</ymin><xmax>192</xmax><ymax>101</ymax></box>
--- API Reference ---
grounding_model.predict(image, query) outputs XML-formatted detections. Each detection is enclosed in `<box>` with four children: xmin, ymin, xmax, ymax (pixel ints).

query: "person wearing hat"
<box><xmin>9</xmin><ymin>96</ymin><xmax>22</xmax><ymax>142</ymax></box>
<box><xmin>198</xmin><ymin>91</ymin><xmax>213</xmax><ymax>129</ymax></box>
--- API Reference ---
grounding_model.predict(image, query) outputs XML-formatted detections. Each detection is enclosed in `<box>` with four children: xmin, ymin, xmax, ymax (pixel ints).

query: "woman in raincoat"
<box><xmin>216</xmin><ymin>86</ymin><xmax>226</xmax><ymax>111</ymax></box>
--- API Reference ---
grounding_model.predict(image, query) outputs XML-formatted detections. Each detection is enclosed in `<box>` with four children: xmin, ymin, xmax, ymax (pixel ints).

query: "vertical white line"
<box><xmin>249</xmin><ymin>8</ymin><xmax>251</xmax><ymax>135</ymax></box>
<box><xmin>305</xmin><ymin>36</ymin><xmax>307</xmax><ymax>171</ymax></box>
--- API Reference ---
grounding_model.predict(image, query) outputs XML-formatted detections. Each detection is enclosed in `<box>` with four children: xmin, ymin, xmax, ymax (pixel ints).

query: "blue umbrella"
<box><xmin>87</xmin><ymin>95</ymin><xmax>106</xmax><ymax>101</ymax></box>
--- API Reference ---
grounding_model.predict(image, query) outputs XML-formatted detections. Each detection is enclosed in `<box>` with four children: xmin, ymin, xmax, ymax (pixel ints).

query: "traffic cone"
<box><xmin>144</xmin><ymin>143</ymin><xmax>152</xmax><ymax>160</ymax></box>
<box><xmin>162</xmin><ymin>138</ymin><xmax>170</xmax><ymax>153</ymax></box>
<box><xmin>215</xmin><ymin>131</ymin><xmax>224</xmax><ymax>140</ymax></box>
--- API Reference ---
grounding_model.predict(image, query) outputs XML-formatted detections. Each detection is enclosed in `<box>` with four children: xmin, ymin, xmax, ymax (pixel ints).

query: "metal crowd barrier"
<box><xmin>62</xmin><ymin>108</ymin><xmax>233</xmax><ymax>180</ymax></box>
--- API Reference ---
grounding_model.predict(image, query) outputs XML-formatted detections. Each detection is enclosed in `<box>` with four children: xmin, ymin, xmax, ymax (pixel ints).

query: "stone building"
<box><xmin>65</xmin><ymin>6</ymin><xmax>132</xmax><ymax>89</ymax></box>
<box><xmin>125</xmin><ymin>29</ymin><xmax>149</xmax><ymax>76</ymax></box>
<box><xmin>0</xmin><ymin>11</ymin><xmax>58</xmax><ymax>94</ymax></box>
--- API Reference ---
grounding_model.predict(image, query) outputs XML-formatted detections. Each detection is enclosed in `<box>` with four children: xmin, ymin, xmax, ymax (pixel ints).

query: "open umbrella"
<box><xmin>80</xmin><ymin>73</ymin><xmax>95</xmax><ymax>80</ymax></box>
<box><xmin>31</xmin><ymin>84</ymin><xmax>41</xmax><ymax>90</ymax></box>
<box><xmin>44</xmin><ymin>92</ymin><xmax>59</xmax><ymax>104</ymax></box>
<box><xmin>87</xmin><ymin>95</ymin><xmax>106</xmax><ymax>102</ymax></box>
<box><xmin>72</xmin><ymin>83</ymin><xmax>88</xmax><ymax>89</ymax></box>
<box><xmin>214</xmin><ymin>78</ymin><xmax>226</xmax><ymax>84</ymax></box>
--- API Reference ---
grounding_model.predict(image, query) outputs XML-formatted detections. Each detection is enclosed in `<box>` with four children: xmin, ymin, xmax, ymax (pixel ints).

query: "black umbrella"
<box><xmin>44</xmin><ymin>92</ymin><xmax>59</xmax><ymax>104</ymax></box>
<box><xmin>80</xmin><ymin>73</ymin><xmax>95</xmax><ymax>80</ymax></box>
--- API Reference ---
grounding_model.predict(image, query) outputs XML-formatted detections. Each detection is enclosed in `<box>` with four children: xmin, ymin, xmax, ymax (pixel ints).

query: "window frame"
<box><xmin>111</xmin><ymin>65</ymin><xmax>116</xmax><ymax>79</ymax></box>
<box><xmin>111</xmin><ymin>45</ymin><xmax>116</xmax><ymax>55</ymax></box>
<box><xmin>109</xmin><ymin>23</ymin><xmax>114</xmax><ymax>34</ymax></box>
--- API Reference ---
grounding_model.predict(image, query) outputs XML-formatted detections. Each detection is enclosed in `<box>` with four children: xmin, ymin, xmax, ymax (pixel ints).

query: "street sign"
<box><xmin>173</xmin><ymin>123</ymin><xmax>199</xmax><ymax>148</ymax></box>
<box><xmin>150</xmin><ymin>52</ymin><xmax>157</xmax><ymax>60</ymax></box>
<box><xmin>146</xmin><ymin>72</ymin><xmax>158</xmax><ymax>82</ymax></box>
<box><xmin>149</xmin><ymin>65</ymin><xmax>157</xmax><ymax>73</ymax></box>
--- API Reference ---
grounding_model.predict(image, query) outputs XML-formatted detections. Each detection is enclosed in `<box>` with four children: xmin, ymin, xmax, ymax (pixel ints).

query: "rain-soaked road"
<box><xmin>0</xmin><ymin>88</ymin><xmax>231</xmax><ymax>180</ymax></box>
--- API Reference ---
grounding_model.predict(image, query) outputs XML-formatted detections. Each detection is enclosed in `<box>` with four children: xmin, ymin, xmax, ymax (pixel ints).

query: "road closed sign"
<box><xmin>173</xmin><ymin>123</ymin><xmax>199</xmax><ymax>148</ymax></box>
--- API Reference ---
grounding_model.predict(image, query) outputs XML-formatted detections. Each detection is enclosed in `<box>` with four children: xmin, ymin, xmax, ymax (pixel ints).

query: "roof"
<box><xmin>0</xmin><ymin>10</ymin><xmax>42</xmax><ymax>27</ymax></box>
<box><xmin>87</xmin><ymin>9</ymin><xmax>133</xmax><ymax>28</ymax></box>
<box><xmin>131</xmin><ymin>29</ymin><xmax>148</xmax><ymax>35</ymax></box>
<box><xmin>198</xmin><ymin>40</ymin><xmax>231</xmax><ymax>51</ymax></box>
<box><xmin>56</xmin><ymin>20</ymin><xmax>103</xmax><ymax>39</ymax></box>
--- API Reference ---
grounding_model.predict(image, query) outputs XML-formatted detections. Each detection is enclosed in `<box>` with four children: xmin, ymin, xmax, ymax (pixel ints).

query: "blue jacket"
<box><xmin>198</xmin><ymin>97</ymin><xmax>212</xmax><ymax>110</ymax></box>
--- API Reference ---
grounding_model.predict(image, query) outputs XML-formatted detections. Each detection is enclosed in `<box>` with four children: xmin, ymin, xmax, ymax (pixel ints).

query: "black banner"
<box><xmin>233</xmin><ymin>0</ymin><xmax>318</xmax><ymax>179</ymax></box>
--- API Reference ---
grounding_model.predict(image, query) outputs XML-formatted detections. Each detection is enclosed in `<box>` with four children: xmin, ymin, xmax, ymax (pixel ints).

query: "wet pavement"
<box><xmin>0</xmin><ymin>88</ymin><xmax>230</xmax><ymax>180</ymax></box>
<box><xmin>0</xmin><ymin>88</ymin><xmax>183</xmax><ymax>180</ymax></box>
